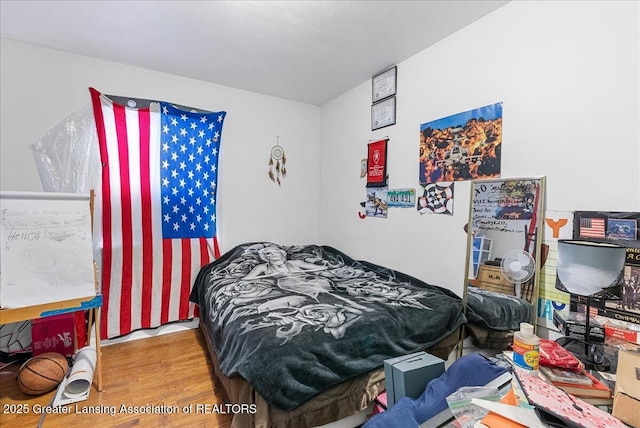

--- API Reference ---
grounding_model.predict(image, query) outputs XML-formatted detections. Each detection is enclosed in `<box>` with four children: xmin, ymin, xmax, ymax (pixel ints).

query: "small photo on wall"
<box><xmin>606</xmin><ymin>265</ymin><xmax>640</xmax><ymax>314</ymax></box>
<box><xmin>365</xmin><ymin>186</ymin><xmax>388</xmax><ymax>218</ymax></box>
<box><xmin>607</xmin><ymin>218</ymin><xmax>638</xmax><ymax>240</ymax></box>
<box><xmin>578</xmin><ymin>216</ymin><xmax>606</xmax><ymax>239</ymax></box>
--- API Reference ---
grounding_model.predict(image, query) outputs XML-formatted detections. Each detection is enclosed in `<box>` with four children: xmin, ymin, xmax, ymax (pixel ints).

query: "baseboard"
<box><xmin>99</xmin><ymin>318</ymin><xmax>199</xmax><ymax>347</ymax></box>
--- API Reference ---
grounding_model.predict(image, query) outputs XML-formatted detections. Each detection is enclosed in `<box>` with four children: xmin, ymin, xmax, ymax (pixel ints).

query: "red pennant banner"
<box><xmin>367</xmin><ymin>139</ymin><xmax>388</xmax><ymax>187</ymax></box>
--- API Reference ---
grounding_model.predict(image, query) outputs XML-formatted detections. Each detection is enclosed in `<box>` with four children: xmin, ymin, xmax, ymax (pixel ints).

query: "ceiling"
<box><xmin>0</xmin><ymin>1</ymin><xmax>509</xmax><ymax>106</ymax></box>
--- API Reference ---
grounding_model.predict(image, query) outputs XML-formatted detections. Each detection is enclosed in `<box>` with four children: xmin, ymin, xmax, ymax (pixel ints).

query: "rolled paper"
<box><xmin>63</xmin><ymin>346</ymin><xmax>97</xmax><ymax>399</ymax></box>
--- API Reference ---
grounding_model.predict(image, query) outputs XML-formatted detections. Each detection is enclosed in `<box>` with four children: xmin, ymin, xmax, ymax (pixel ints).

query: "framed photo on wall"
<box><xmin>371</xmin><ymin>97</ymin><xmax>396</xmax><ymax>131</ymax></box>
<box><xmin>372</xmin><ymin>66</ymin><xmax>397</xmax><ymax>103</ymax></box>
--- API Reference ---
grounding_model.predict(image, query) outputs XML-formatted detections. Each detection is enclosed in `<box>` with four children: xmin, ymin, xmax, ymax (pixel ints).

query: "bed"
<box><xmin>190</xmin><ymin>242</ymin><xmax>465</xmax><ymax>428</ymax></box>
<box><xmin>465</xmin><ymin>286</ymin><xmax>534</xmax><ymax>350</ymax></box>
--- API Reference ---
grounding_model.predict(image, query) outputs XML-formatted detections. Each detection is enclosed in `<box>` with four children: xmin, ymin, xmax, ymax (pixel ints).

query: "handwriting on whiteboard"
<box><xmin>0</xmin><ymin>192</ymin><xmax>96</xmax><ymax>309</ymax></box>
<box><xmin>472</xmin><ymin>180</ymin><xmax>539</xmax><ymax>232</ymax></box>
<box><xmin>2</xmin><ymin>208</ymin><xmax>90</xmax><ymax>252</ymax></box>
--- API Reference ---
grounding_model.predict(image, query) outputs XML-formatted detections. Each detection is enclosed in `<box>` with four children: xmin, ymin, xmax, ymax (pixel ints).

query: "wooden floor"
<box><xmin>0</xmin><ymin>329</ymin><xmax>232</xmax><ymax>427</ymax></box>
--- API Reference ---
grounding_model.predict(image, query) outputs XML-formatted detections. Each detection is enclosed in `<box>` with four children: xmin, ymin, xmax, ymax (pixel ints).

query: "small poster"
<box><xmin>419</xmin><ymin>102</ymin><xmax>502</xmax><ymax>184</ymax></box>
<box><xmin>365</xmin><ymin>186</ymin><xmax>388</xmax><ymax>218</ymax></box>
<box><xmin>367</xmin><ymin>139</ymin><xmax>388</xmax><ymax>187</ymax></box>
<box><xmin>360</xmin><ymin>159</ymin><xmax>368</xmax><ymax>178</ymax></box>
<box><xmin>417</xmin><ymin>183</ymin><xmax>454</xmax><ymax>215</ymax></box>
<box><xmin>578</xmin><ymin>217</ymin><xmax>606</xmax><ymax>239</ymax></box>
<box><xmin>608</xmin><ymin>218</ymin><xmax>638</xmax><ymax>240</ymax></box>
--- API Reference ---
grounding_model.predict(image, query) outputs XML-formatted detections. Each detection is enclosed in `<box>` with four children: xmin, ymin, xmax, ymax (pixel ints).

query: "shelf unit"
<box><xmin>469</xmin><ymin>236</ymin><xmax>492</xmax><ymax>279</ymax></box>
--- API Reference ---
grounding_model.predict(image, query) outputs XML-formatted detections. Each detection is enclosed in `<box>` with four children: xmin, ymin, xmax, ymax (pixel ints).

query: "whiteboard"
<box><xmin>0</xmin><ymin>191</ymin><xmax>96</xmax><ymax>309</ymax></box>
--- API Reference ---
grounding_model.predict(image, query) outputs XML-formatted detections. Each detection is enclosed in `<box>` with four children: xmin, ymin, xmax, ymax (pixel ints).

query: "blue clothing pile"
<box><xmin>364</xmin><ymin>353</ymin><xmax>508</xmax><ymax>428</ymax></box>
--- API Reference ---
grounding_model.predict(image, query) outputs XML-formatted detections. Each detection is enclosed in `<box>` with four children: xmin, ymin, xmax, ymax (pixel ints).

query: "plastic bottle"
<box><xmin>512</xmin><ymin>322</ymin><xmax>539</xmax><ymax>376</ymax></box>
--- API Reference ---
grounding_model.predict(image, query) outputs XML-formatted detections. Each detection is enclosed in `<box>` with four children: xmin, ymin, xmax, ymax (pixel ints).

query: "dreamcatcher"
<box><xmin>268</xmin><ymin>136</ymin><xmax>287</xmax><ymax>186</ymax></box>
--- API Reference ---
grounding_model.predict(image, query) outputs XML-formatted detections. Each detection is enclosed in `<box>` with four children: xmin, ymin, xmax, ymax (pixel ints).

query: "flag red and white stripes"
<box><xmin>90</xmin><ymin>88</ymin><xmax>225</xmax><ymax>339</ymax></box>
<box><xmin>579</xmin><ymin>218</ymin><xmax>606</xmax><ymax>239</ymax></box>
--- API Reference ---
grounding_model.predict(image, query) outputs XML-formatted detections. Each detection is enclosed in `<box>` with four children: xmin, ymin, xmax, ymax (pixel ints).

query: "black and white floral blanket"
<box><xmin>190</xmin><ymin>242</ymin><xmax>465</xmax><ymax>411</ymax></box>
<box><xmin>466</xmin><ymin>287</ymin><xmax>533</xmax><ymax>331</ymax></box>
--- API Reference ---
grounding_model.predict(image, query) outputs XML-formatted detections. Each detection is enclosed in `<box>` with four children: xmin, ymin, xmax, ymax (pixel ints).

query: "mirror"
<box><xmin>459</xmin><ymin>176</ymin><xmax>546</xmax><ymax>354</ymax></box>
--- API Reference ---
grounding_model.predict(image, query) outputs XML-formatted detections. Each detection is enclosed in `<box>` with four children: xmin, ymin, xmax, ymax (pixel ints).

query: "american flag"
<box><xmin>579</xmin><ymin>217</ymin><xmax>606</xmax><ymax>239</ymax></box>
<box><xmin>90</xmin><ymin>88</ymin><xmax>226</xmax><ymax>339</ymax></box>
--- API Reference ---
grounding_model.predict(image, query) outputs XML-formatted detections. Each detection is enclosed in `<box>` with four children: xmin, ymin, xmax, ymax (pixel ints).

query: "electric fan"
<box><xmin>500</xmin><ymin>249</ymin><xmax>535</xmax><ymax>298</ymax></box>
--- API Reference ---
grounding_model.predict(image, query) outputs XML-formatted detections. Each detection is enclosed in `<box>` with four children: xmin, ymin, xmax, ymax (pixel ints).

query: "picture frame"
<box><xmin>371</xmin><ymin>97</ymin><xmax>396</xmax><ymax>131</ymax></box>
<box><xmin>372</xmin><ymin>66</ymin><xmax>397</xmax><ymax>103</ymax></box>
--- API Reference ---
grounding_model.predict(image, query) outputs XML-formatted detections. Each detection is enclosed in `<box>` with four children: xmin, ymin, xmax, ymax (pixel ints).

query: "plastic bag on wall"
<box><xmin>29</xmin><ymin>106</ymin><xmax>104</xmax><ymax>346</ymax></box>
<box><xmin>30</xmin><ymin>105</ymin><xmax>101</xmax><ymax>193</ymax></box>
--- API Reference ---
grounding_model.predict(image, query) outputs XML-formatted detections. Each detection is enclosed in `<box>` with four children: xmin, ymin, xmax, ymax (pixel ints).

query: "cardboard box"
<box><xmin>553</xmin><ymin>310</ymin><xmax>604</xmax><ymax>343</ymax></box>
<box><xmin>384</xmin><ymin>351</ymin><xmax>445</xmax><ymax>407</ymax></box>
<box><xmin>613</xmin><ymin>350</ymin><xmax>640</xmax><ymax>427</ymax></box>
<box><xmin>31</xmin><ymin>314</ymin><xmax>75</xmax><ymax>357</ymax></box>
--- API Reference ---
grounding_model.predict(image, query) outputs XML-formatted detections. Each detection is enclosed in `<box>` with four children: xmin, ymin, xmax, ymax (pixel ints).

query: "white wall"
<box><xmin>0</xmin><ymin>39</ymin><xmax>322</xmax><ymax>250</ymax></box>
<box><xmin>319</xmin><ymin>0</ymin><xmax>639</xmax><ymax>298</ymax></box>
<box><xmin>1</xmin><ymin>1</ymin><xmax>639</xmax><ymax>302</ymax></box>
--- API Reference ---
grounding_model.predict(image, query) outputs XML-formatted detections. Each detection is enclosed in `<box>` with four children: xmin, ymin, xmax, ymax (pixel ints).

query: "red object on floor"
<box><xmin>31</xmin><ymin>314</ymin><xmax>76</xmax><ymax>357</ymax></box>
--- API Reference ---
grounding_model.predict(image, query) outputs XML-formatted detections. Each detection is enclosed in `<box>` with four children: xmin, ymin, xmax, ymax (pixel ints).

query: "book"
<box><xmin>514</xmin><ymin>370</ymin><xmax>625</xmax><ymax>428</ymax></box>
<box><xmin>538</xmin><ymin>368</ymin><xmax>612</xmax><ymax>399</ymax></box>
<box><xmin>590</xmin><ymin>369</ymin><xmax>616</xmax><ymax>391</ymax></box>
<box><xmin>539</xmin><ymin>366</ymin><xmax>592</xmax><ymax>385</ymax></box>
<box><xmin>578</xmin><ymin>395</ymin><xmax>613</xmax><ymax>406</ymax></box>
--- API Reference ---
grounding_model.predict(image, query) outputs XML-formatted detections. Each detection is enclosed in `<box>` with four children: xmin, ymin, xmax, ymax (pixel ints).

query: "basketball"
<box><xmin>18</xmin><ymin>352</ymin><xmax>68</xmax><ymax>395</ymax></box>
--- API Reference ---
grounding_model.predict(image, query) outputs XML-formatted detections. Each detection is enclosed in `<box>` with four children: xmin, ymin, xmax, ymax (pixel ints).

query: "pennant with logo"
<box><xmin>367</xmin><ymin>139</ymin><xmax>388</xmax><ymax>187</ymax></box>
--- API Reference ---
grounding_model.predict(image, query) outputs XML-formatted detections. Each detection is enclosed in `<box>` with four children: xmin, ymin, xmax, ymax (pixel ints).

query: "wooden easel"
<box><xmin>0</xmin><ymin>295</ymin><xmax>103</xmax><ymax>391</ymax></box>
<box><xmin>0</xmin><ymin>190</ymin><xmax>103</xmax><ymax>391</ymax></box>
